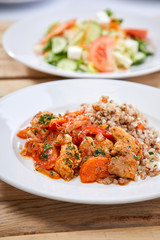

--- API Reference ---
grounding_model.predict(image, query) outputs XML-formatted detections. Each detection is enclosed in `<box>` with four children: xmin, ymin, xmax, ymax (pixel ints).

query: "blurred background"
<box><xmin>0</xmin><ymin>0</ymin><xmax>160</xmax><ymax>21</ymax></box>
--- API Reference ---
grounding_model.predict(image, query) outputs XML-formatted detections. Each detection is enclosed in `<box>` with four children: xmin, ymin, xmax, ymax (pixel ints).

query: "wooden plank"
<box><xmin>0</xmin><ymin>46</ymin><xmax>57</xmax><ymax>79</ymax></box>
<box><xmin>0</xmin><ymin>192</ymin><xmax>160</xmax><ymax>237</ymax></box>
<box><xmin>0</xmin><ymin>22</ymin><xmax>58</xmax><ymax>79</ymax></box>
<box><xmin>0</xmin><ymin>181</ymin><xmax>38</xmax><ymax>201</ymax></box>
<box><xmin>0</xmin><ymin>226</ymin><xmax>160</xmax><ymax>240</ymax></box>
<box><xmin>128</xmin><ymin>73</ymin><xmax>160</xmax><ymax>88</ymax></box>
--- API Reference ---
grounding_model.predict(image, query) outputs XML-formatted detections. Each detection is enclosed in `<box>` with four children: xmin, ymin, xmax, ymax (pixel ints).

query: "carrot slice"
<box><xmin>136</xmin><ymin>122</ymin><xmax>144</xmax><ymax>130</ymax></box>
<box><xmin>80</xmin><ymin>157</ymin><xmax>110</xmax><ymax>183</ymax></box>
<box><xmin>41</xmin><ymin>18</ymin><xmax>76</xmax><ymax>45</ymax></box>
<box><xmin>17</xmin><ymin>127</ymin><xmax>30</xmax><ymax>139</ymax></box>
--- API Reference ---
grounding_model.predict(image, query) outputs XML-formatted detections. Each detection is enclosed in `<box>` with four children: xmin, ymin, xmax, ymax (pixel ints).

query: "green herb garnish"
<box><xmin>95</xmin><ymin>148</ymin><xmax>105</xmax><ymax>156</ymax></box>
<box><xmin>39</xmin><ymin>152</ymin><xmax>48</xmax><ymax>160</ymax></box>
<box><xmin>75</xmin><ymin>153</ymin><xmax>80</xmax><ymax>160</ymax></box>
<box><xmin>149</xmin><ymin>152</ymin><xmax>154</xmax><ymax>155</ymax></box>
<box><xmin>39</xmin><ymin>114</ymin><xmax>55</xmax><ymax>125</ymax></box>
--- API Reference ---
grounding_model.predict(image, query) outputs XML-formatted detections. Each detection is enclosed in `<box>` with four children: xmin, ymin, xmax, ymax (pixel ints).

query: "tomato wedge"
<box><xmin>41</xmin><ymin>18</ymin><xmax>76</xmax><ymax>44</ymax></box>
<box><xmin>125</xmin><ymin>28</ymin><xmax>148</xmax><ymax>40</ymax></box>
<box><xmin>78</xmin><ymin>125</ymin><xmax>114</xmax><ymax>142</ymax></box>
<box><xmin>88</xmin><ymin>36</ymin><xmax>114</xmax><ymax>72</ymax></box>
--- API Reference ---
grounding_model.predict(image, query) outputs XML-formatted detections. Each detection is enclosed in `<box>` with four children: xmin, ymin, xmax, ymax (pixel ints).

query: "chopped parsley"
<box><xmin>75</xmin><ymin>153</ymin><xmax>79</xmax><ymax>160</ymax></box>
<box><xmin>66</xmin><ymin>142</ymin><xmax>75</xmax><ymax>150</ymax></box>
<box><xmin>66</xmin><ymin>151</ymin><xmax>73</xmax><ymax>157</ymax></box>
<box><xmin>134</xmin><ymin>155</ymin><xmax>140</xmax><ymax>161</ymax></box>
<box><xmin>149</xmin><ymin>152</ymin><xmax>154</xmax><ymax>155</ymax></box>
<box><xmin>43</xmin><ymin>143</ymin><xmax>52</xmax><ymax>152</ymax></box>
<box><xmin>43</xmin><ymin>137</ymin><xmax>47</xmax><ymax>142</ymax></box>
<box><xmin>39</xmin><ymin>152</ymin><xmax>48</xmax><ymax>160</ymax></box>
<box><xmin>94</xmin><ymin>148</ymin><xmax>105</xmax><ymax>156</ymax></box>
<box><xmin>150</xmin><ymin>160</ymin><xmax>154</xmax><ymax>162</ymax></box>
<box><xmin>55</xmin><ymin>140</ymin><xmax>60</xmax><ymax>143</ymax></box>
<box><xmin>115</xmin><ymin>156</ymin><xmax>118</xmax><ymax>159</ymax></box>
<box><xmin>64</xmin><ymin>158</ymin><xmax>72</xmax><ymax>168</ymax></box>
<box><xmin>39</xmin><ymin>114</ymin><xmax>56</xmax><ymax>125</ymax></box>
<box><xmin>33</xmin><ymin>130</ymin><xmax>37</xmax><ymax>136</ymax></box>
<box><xmin>49</xmin><ymin>171</ymin><xmax>53</xmax><ymax>175</ymax></box>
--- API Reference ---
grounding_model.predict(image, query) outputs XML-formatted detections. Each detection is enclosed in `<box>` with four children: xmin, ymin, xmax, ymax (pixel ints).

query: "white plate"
<box><xmin>0</xmin><ymin>79</ymin><xmax>160</xmax><ymax>204</ymax></box>
<box><xmin>2</xmin><ymin>9</ymin><xmax>160</xmax><ymax>78</ymax></box>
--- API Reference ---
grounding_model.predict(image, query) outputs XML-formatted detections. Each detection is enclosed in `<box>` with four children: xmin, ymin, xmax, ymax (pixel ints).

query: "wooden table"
<box><xmin>0</xmin><ymin>22</ymin><xmax>160</xmax><ymax>240</ymax></box>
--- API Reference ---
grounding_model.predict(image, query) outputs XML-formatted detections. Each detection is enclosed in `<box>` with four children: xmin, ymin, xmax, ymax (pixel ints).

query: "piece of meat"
<box><xmin>96</xmin><ymin>138</ymin><xmax>113</xmax><ymax>156</ymax></box>
<box><xmin>108</xmin><ymin>155</ymin><xmax>138</xmax><ymax>179</ymax></box>
<box><xmin>30</xmin><ymin>111</ymin><xmax>57</xmax><ymax>128</ymax></box>
<box><xmin>110</xmin><ymin>126</ymin><xmax>140</xmax><ymax>155</ymax></box>
<box><xmin>79</xmin><ymin>137</ymin><xmax>96</xmax><ymax>160</ymax></box>
<box><xmin>111</xmin><ymin>141</ymin><xmax>133</xmax><ymax>157</ymax></box>
<box><xmin>79</xmin><ymin>136</ymin><xmax>112</xmax><ymax>161</ymax></box>
<box><xmin>55</xmin><ymin>134</ymin><xmax>72</xmax><ymax>146</ymax></box>
<box><xmin>54</xmin><ymin>141</ymin><xmax>82</xmax><ymax>181</ymax></box>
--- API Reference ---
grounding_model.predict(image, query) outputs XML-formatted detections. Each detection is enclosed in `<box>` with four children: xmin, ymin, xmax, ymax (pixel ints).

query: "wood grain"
<box><xmin>0</xmin><ymin>22</ymin><xmax>54</xmax><ymax>79</ymax></box>
<box><xmin>0</xmin><ymin>226</ymin><xmax>160</xmax><ymax>240</ymax></box>
<box><xmin>0</xmin><ymin>179</ymin><xmax>160</xmax><ymax>237</ymax></box>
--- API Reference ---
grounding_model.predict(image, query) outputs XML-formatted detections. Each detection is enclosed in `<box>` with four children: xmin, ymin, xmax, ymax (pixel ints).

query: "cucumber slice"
<box><xmin>70</xmin><ymin>30</ymin><xmax>84</xmax><ymax>45</ymax></box>
<box><xmin>52</xmin><ymin>37</ymin><xmax>67</xmax><ymax>54</ymax></box>
<box><xmin>79</xmin><ymin>64</ymin><xmax>88</xmax><ymax>72</ymax></box>
<box><xmin>132</xmin><ymin>52</ymin><xmax>146</xmax><ymax>65</ymax></box>
<box><xmin>44</xmin><ymin>51</ymin><xmax>54</xmax><ymax>63</ymax></box>
<box><xmin>82</xmin><ymin>21</ymin><xmax>102</xmax><ymax>44</ymax></box>
<box><xmin>57</xmin><ymin>59</ymin><xmax>77</xmax><ymax>71</ymax></box>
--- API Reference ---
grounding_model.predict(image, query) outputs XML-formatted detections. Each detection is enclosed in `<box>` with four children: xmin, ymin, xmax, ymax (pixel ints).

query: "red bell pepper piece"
<box><xmin>78</xmin><ymin>125</ymin><xmax>114</xmax><ymax>142</ymax></box>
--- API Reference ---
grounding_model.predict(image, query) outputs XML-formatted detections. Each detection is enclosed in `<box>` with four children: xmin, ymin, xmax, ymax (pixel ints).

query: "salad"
<box><xmin>34</xmin><ymin>10</ymin><xmax>153</xmax><ymax>73</ymax></box>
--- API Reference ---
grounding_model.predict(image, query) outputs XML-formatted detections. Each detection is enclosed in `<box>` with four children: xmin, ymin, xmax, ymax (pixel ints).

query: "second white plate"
<box><xmin>0</xmin><ymin>79</ymin><xmax>160</xmax><ymax>204</ymax></box>
<box><xmin>2</xmin><ymin>9</ymin><xmax>160</xmax><ymax>78</ymax></box>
